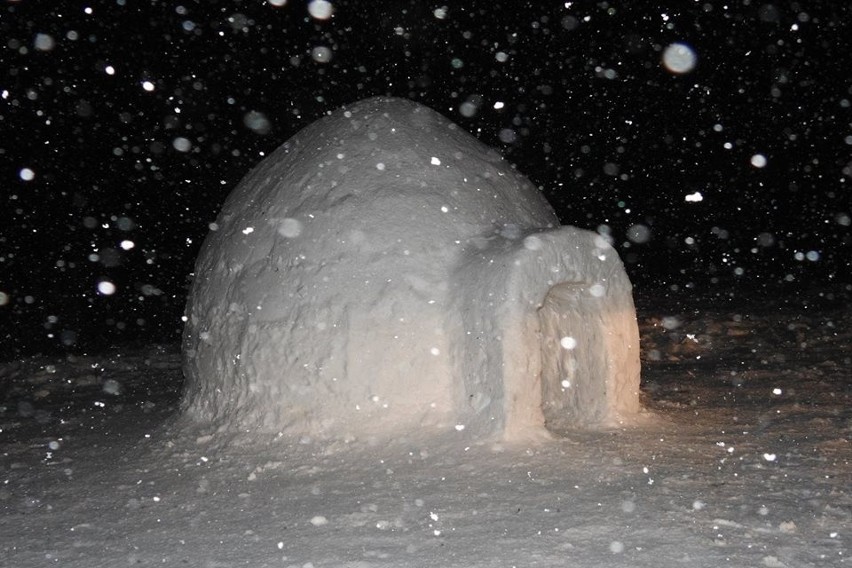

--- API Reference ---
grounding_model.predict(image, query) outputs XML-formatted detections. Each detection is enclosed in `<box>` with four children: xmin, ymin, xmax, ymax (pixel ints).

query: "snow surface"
<box><xmin>2</xmin><ymin>295</ymin><xmax>850</xmax><ymax>567</ymax></box>
<box><xmin>182</xmin><ymin>97</ymin><xmax>639</xmax><ymax>441</ymax></box>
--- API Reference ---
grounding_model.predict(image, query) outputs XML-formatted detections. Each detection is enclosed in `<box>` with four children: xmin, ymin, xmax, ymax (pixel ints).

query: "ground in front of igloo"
<box><xmin>0</xmin><ymin>288</ymin><xmax>849</xmax><ymax>567</ymax></box>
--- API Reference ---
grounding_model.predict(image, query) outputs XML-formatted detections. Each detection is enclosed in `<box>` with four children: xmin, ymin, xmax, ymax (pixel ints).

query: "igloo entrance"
<box><xmin>448</xmin><ymin>225</ymin><xmax>641</xmax><ymax>440</ymax></box>
<box><xmin>538</xmin><ymin>282</ymin><xmax>609</xmax><ymax>433</ymax></box>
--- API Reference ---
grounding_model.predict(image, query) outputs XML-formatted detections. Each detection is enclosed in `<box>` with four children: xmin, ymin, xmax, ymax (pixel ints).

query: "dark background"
<box><xmin>1</xmin><ymin>0</ymin><xmax>850</xmax><ymax>360</ymax></box>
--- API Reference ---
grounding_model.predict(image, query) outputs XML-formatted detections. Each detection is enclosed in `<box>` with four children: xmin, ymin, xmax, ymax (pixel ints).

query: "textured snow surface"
<box><xmin>182</xmin><ymin>97</ymin><xmax>639</xmax><ymax>441</ymax></box>
<box><xmin>2</xmin><ymin>295</ymin><xmax>850</xmax><ymax>567</ymax></box>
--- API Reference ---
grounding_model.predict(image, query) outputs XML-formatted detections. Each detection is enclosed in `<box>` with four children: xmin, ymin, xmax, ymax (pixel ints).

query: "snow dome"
<box><xmin>181</xmin><ymin>97</ymin><xmax>641</xmax><ymax>441</ymax></box>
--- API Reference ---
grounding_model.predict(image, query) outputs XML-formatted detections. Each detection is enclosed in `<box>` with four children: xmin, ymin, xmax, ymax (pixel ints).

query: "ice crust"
<box><xmin>181</xmin><ymin>97</ymin><xmax>641</xmax><ymax>440</ymax></box>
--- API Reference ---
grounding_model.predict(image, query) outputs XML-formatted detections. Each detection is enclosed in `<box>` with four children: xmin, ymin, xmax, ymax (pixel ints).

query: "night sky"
<box><xmin>1</xmin><ymin>0</ymin><xmax>850</xmax><ymax>360</ymax></box>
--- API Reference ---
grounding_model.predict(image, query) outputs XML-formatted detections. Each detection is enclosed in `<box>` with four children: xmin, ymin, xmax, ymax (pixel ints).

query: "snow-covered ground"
<box><xmin>1</xmin><ymin>290</ymin><xmax>849</xmax><ymax>567</ymax></box>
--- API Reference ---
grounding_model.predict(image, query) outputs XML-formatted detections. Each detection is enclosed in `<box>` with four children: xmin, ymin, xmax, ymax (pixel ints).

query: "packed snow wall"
<box><xmin>181</xmin><ymin>96</ymin><xmax>640</xmax><ymax>440</ymax></box>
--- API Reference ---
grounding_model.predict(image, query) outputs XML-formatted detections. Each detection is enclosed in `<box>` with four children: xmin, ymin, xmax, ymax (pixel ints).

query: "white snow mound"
<box><xmin>181</xmin><ymin>96</ymin><xmax>641</xmax><ymax>441</ymax></box>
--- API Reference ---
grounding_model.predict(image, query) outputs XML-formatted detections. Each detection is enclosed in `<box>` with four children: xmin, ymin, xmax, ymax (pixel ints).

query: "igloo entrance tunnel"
<box><xmin>181</xmin><ymin>97</ymin><xmax>641</xmax><ymax>440</ymax></box>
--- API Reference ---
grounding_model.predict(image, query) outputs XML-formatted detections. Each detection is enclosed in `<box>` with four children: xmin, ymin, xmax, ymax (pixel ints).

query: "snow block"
<box><xmin>181</xmin><ymin>96</ymin><xmax>640</xmax><ymax>441</ymax></box>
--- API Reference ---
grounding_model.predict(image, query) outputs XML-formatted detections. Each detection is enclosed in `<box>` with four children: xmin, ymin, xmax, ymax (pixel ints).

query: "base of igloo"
<box><xmin>180</xmin><ymin>96</ymin><xmax>641</xmax><ymax>443</ymax></box>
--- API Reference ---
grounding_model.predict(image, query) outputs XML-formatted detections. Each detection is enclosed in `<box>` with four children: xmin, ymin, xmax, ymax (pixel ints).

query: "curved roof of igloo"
<box><xmin>211</xmin><ymin>96</ymin><xmax>559</xmax><ymax>266</ymax></box>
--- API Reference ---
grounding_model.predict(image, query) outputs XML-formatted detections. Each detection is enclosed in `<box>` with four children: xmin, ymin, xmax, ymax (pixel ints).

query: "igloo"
<box><xmin>181</xmin><ymin>97</ymin><xmax>641</xmax><ymax>441</ymax></box>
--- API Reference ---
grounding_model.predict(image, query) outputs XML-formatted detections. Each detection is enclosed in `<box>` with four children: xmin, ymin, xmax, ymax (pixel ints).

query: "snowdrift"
<box><xmin>181</xmin><ymin>97</ymin><xmax>640</xmax><ymax>440</ymax></box>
